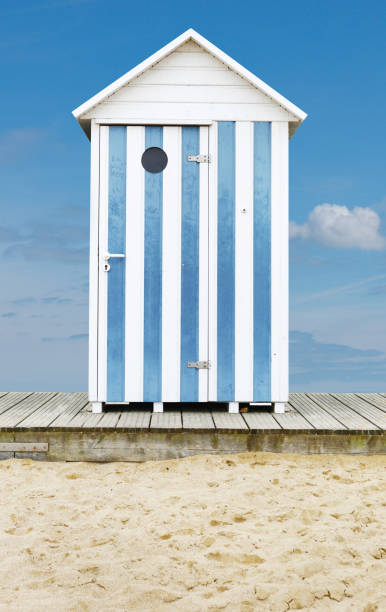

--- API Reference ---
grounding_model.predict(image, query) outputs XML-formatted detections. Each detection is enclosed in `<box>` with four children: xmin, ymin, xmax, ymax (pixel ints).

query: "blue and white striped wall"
<box><xmin>95</xmin><ymin>122</ymin><xmax>288</xmax><ymax>404</ymax></box>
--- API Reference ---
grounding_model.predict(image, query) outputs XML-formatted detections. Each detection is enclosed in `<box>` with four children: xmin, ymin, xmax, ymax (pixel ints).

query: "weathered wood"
<box><xmin>0</xmin><ymin>392</ymin><xmax>34</xmax><ymax>417</ymax></box>
<box><xmin>67</xmin><ymin>410</ymin><xmax>104</xmax><ymax>429</ymax></box>
<box><xmin>48</xmin><ymin>394</ymin><xmax>89</xmax><ymax>428</ymax></box>
<box><xmin>0</xmin><ymin>442</ymin><xmax>48</xmax><ymax>452</ymax></box>
<box><xmin>356</xmin><ymin>393</ymin><xmax>386</xmax><ymax>414</ymax></box>
<box><xmin>97</xmin><ymin>411</ymin><xmax>122</xmax><ymax>429</ymax></box>
<box><xmin>150</xmin><ymin>411</ymin><xmax>182</xmax><ymax>431</ymax></box>
<box><xmin>116</xmin><ymin>411</ymin><xmax>151</xmax><ymax>430</ymax></box>
<box><xmin>243</xmin><ymin>412</ymin><xmax>281</xmax><ymax>431</ymax></box>
<box><xmin>331</xmin><ymin>393</ymin><xmax>386</xmax><ymax>430</ymax></box>
<box><xmin>211</xmin><ymin>412</ymin><xmax>248</xmax><ymax>431</ymax></box>
<box><xmin>0</xmin><ymin>393</ymin><xmax>57</xmax><ymax>428</ymax></box>
<box><xmin>273</xmin><ymin>405</ymin><xmax>313</xmax><ymax>430</ymax></box>
<box><xmin>3</xmin><ymin>429</ymin><xmax>384</xmax><ymax>461</ymax></box>
<box><xmin>182</xmin><ymin>411</ymin><xmax>215</xmax><ymax>430</ymax></box>
<box><xmin>0</xmin><ymin>393</ymin><xmax>384</xmax><ymax>462</ymax></box>
<box><xmin>18</xmin><ymin>393</ymin><xmax>84</xmax><ymax>428</ymax></box>
<box><xmin>290</xmin><ymin>393</ymin><xmax>346</xmax><ymax>430</ymax></box>
<box><xmin>307</xmin><ymin>393</ymin><xmax>379</xmax><ymax>431</ymax></box>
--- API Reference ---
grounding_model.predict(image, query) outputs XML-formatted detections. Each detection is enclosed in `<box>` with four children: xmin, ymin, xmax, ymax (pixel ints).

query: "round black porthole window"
<box><xmin>141</xmin><ymin>147</ymin><xmax>168</xmax><ymax>173</ymax></box>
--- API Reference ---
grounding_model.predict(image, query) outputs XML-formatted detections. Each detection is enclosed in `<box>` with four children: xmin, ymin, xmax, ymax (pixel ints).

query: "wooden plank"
<box><xmin>88</xmin><ymin>120</ymin><xmax>100</xmax><ymax>402</ymax></box>
<box><xmin>356</xmin><ymin>393</ymin><xmax>386</xmax><ymax>414</ymax></box>
<box><xmin>331</xmin><ymin>393</ymin><xmax>386</xmax><ymax>430</ymax></box>
<box><xmin>243</xmin><ymin>412</ymin><xmax>281</xmax><ymax>431</ymax></box>
<box><xmin>211</xmin><ymin>412</ymin><xmax>248</xmax><ymax>431</ymax></box>
<box><xmin>198</xmin><ymin>125</ymin><xmax>210</xmax><ymax>403</ymax></box>
<box><xmin>182</xmin><ymin>411</ymin><xmax>215</xmax><ymax>430</ymax></box>
<box><xmin>88</xmin><ymin>102</ymin><xmax>295</xmax><ymax>123</ymax></box>
<box><xmin>0</xmin><ymin>443</ymin><xmax>48</xmax><ymax>452</ymax></box>
<box><xmin>125</xmin><ymin>126</ymin><xmax>145</xmax><ymax>402</ymax></box>
<box><xmin>113</xmin><ymin>84</ymin><xmax>272</xmax><ymax>104</ymax></box>
<box><xmin>0</xmin><ymin>392</ymin><xmax>34</xmax><ymax>417</ymax></box>
<box><xmin>18</xmin><ymin>393</ymin><xmax>84</xmax><ymax>428</ymax></box>
<box><xmin>273</xmin><ymin>406</ymin><xmax>313</xmax><ymax>430</ymax></box>
<box><xmin>97</xmin><ymin>411</ymin><xmax>122</xmax><ymax>429</ymax></box>
<box><xmin>289</xmin><ymin>393</ymin><xmax>346</xmax><ymax>430</ymax></box>
<box><xmin>271</xmin><ymin>122</ymin><xmax>288</xmax><ymax>402</ymax></box>
<box><xmin>0</xmin><ymin>393</ymin><xmax>57</xmax><ymax>428</ymax></box>
<box><xmin>116</xmin><ymin>411</ymin><xmax>151</xmax><ymax>430</ymax></box>
<box><xmin>235</xmin><ymin>121</ymin><xmax>254</xmax><ymax>401</ymax></box>
<box><xmin>48</xmin><ymin>393</ymin><xmax>88</xmax><ymax>427</ymax></box>
<box><xmin>307</xmin><ymin>393</ymin><xmax>379</xmax><ymax>431</ymax></box>
<box><xmin>161</xmin><ymin>126</ymin><xmax>181</xmax><ymax>402</ymax></box>
<box><xmin>150</xmin><ymin>411</ymin><xmax>182</xmax><ymax>431</ymax></box>
<box><xmin>67</xmin><ymin>410</ymin><xmax>104</xmax><ymax>429</ymax></box>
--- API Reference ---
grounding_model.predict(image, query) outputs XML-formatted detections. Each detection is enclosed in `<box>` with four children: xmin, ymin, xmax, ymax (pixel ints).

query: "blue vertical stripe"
<box><xmin>143</xmin><ymin>126</ymin><xmax>163</xmax><ymax>401</ymax></box>
<box><xmin>107</xmin><ymin>126</ymin><xmax>126</xmax><ymax>402</ymax></box>
<box><xmin>180</xmin><ymin>126</ymin><xmax>200</xmax><ymax>401</ymax></box>
<box><xmin>253</xmin><ymin>122</ymin><xmax>271</xmax><ymax>400</ymax></box>
<box><xmin>217</xmin><ymin>121</ymin><xmax>235</xmax><ymax>401</ymax></box>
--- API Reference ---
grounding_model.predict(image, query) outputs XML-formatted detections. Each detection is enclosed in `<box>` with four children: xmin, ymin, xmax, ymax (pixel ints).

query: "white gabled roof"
<box><xmin>73</xmin><ymin>28</ymin><xmax>307</xmax><ymax>131</ymax></box>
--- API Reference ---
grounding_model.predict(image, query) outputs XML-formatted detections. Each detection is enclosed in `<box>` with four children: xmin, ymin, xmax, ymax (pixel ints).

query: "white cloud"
<box><xmin>290</xmin><ymin>203</ymin><xmax>386</xmax><ymax>250</ymax></box>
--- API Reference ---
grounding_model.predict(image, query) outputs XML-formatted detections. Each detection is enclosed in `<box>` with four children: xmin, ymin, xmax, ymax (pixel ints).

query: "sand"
<box><xmin>0</xmin><ymin>453</ymin><xmax>385</xmax><ymax>612</ymax></box>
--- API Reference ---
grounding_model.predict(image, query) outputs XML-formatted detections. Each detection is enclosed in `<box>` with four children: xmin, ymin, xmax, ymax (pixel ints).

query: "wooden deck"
<box><xmin>0</xmin><ymin>392</ymin><xmax>385</xmax><ymax>460</ymax></box>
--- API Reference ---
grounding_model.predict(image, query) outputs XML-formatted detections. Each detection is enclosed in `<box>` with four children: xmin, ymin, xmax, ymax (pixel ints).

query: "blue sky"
<box><xmin>0</xmin><ymin>0</ymin><xmax>385</xmax><ymax>391</ymax></box>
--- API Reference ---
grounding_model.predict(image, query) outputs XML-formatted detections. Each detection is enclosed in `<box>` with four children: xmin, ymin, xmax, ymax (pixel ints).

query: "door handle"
<box><xmin>103</xmin><ymin>252</ymin><xmax>125</xmax><ymax>271</ymax></box>
<box><xmin>104</xmin><ymin>252</ymin><xmax>125</xmax><ymax>260</ymax></box>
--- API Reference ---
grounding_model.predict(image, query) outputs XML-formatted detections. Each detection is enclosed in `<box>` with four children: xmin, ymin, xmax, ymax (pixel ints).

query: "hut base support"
<box><xmin>228</xmin><ymin>402</ymin><xmax>239</xmax><ymax>413</ymax></box>
<box><xmin>91</xmin><ymin>402</ymin><xmax>103</xmax><ymax>414</ymax></box>
<box><xmin>153</xmin><ymin>402</ymin><xmax>163</xmax><ymax>413</ymax></box>
<box><xmin>274</xmin><ymin>402</ymin><xmax>285</xmax><ymax>414</ymax></box>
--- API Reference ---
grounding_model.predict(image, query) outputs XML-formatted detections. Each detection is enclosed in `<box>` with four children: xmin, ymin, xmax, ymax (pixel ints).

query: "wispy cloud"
<box><xmin>290</xmin><ymin>203</ymin><xmax>386</xmax><ymax>250</ymax></box>
<box><xmin>294</xmin><ymin>273</ymin><xmax>386</xmax><ymax>304</ymax></box>
<box><xmin>290</xmin><ymin>330</ymin><xmax>386</xmax><ymax>390</ymax></box>
<box><xmin>11</xmin><ymin>297</ymin><xmax>37</xmax><ymax>305</ymax></box>
<box><xmin>0</xmin><ymin>213</ymin><xmax>88</xmax><ymax>264</ymax></box>
<box><xmin>1</xmin><ymin>312</ymin><xmax>17</xmax><ymax>318</ymax></box>
<box><xmin>41</xmin><ymin>333</ymin><xmax>87</xmax><ymax>342</ymax></box>
<box><xmin>42</xmin><ymin>297</ymin><xmax>73</xmax><ymax>304</ymax></box>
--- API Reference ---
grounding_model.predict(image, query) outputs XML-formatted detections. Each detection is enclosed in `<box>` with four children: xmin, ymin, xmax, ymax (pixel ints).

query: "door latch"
<box><xmin>187</xmin><ymin>154</ymin><xmax>209</xmax><ymax>163</ymax></box>
<box><xmin>187</xmin><ymin>361</ymin><xmax>210</xmax><ymax>369</ymax></box>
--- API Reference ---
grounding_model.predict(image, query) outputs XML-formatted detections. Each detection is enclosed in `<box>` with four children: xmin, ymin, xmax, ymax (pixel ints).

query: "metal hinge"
<box><xmin>187</xmin><ymin>361</ymin><xmax>210</xmax><ymax>369</ymax></box>
<box><xmin>187</xmin><ymin>154</ymin><xmax>210</xmax><ymax>163</ymax></box>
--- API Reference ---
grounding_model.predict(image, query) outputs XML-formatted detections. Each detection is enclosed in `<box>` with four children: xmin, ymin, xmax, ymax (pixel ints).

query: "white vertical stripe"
<box><xmin>235</xmin><ymin>122</ymin><xmax>254</xmax><ymax>401</ymax></box>
<box><xmin>162</xmin><ymin>126</ymin><xmax>182</xmax><ymax>402</ymax></box>
<box><xmin>125</xmin><ymin>126</ymin><xmax>145</xmax><ymax>401</ymax></box>
<box><xmin>97</xmin><ymin>125</ymin><xmax>109</xmax><ymax>402</ymax></box>
<box><xmin>208</xmin><ymin>123</ymin><xmax>218</xmax><ymax>400</ymax></box>
<box><xmin>89</xmin><ymin>120</ymin><xmax>100</xmax><ymax>401</ymax></box>
<box><xmin>198</xmin><ymin>126</ymin><xmax>209</xmax><ymax>402</ymax></box>
<box><xmin>271</xmin><ymin>122</ymin><xmax>289</xmax><ymax>402</ymax></box>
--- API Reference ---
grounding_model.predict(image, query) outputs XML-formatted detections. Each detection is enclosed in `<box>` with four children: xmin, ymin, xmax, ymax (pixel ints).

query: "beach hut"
<box><xmin>73</xmin><ymin>29</ymin><xmax>306</xmax><ymax>414</ymax></box>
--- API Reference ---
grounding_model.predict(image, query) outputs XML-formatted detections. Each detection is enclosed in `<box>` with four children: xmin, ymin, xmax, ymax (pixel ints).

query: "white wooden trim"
<box><xmin>153</xmin><ymin>402</ymin><xmax>163</xmax><ymax>413</ymax></box>
<box><xmin>198</xmin><ymin>126</ymin><xmax>210</xmax><ymax>401</ymax></box>
<box><xmin>97</xmin><ymin>126</ymin><xmax>109</xmax><ymax>402</ymax></box>
<box><xmin>271</xmin><ymin>122</ymin><xmax>289</xmax><ymax>403</ymax></box>
<box><xmin>235</xmin><ymin>121</ymin><xmax>254</xmax><ymax>402</ymax></box>
<box><xmin>91</xmin><ymin>401</ymin><xmax>103</xmax><ymax>414</ymax></box>
<box><xmin>94</xmin><ymin>119</ymin><xmax>213</xmax><ymax>126</ymax></box>
<box><xmin>88</xmin><ymin>120</ymin><xmax>100</xmax><ymax>402</ymax></box>
<box><xmin>125</xmin><ymin>126</ymin><xmax>145</xmax><ymax>401</ymax></box>
<box><xmin>273</xmin><ymin>402</ymin><xmax>285</xmax><ymax>414</ymax></box>
<box><xmin>73</xmin><ymin>29</ymin><xmax>306</xmax><ymax>123</ymax></box>
<box><xmin>162</xmin><ymin>127</ymin><xmax>182</xmax><ymax>402</ymax></box>
<box><xmin>228</xmin><ymin>402</ymin><xmax>239</xmax><ymax>413</ymax></box>
<box><xmin>208</xmin><ymin>123</ymin><xmax>218</xmax><ymax>400</ymax></box>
